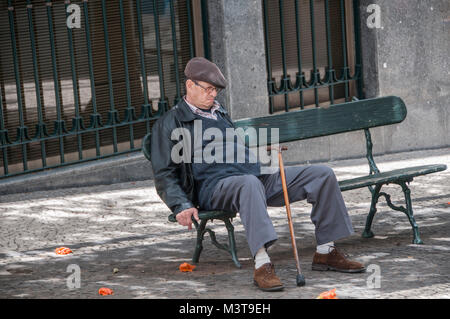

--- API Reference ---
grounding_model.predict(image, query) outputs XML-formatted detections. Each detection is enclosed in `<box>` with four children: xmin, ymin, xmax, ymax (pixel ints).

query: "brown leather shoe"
<box><xmin>312</xmin><ymin>247</ymin><xmax>366</xmax><ymax>273</ymax></box>
<box><xmin>253</xmin><ymin>263</ymin><xmax>284</xmax><ymax>292</ymax></box>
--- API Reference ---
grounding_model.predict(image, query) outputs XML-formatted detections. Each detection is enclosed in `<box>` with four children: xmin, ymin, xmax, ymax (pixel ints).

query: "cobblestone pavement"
<box><xmin>0</xmin><ymin>148</ymin><xmax>449</xmax><ymax>299</ymax></box>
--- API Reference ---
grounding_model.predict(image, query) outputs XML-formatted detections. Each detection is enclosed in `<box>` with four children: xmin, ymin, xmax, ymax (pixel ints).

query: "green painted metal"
<box><xmin>324</xmin><ymin>0</ymin><xmax>335</xmax><ymax>105</ymax></box>
<box><xmin>152</xmin><ymin>0</ymin><xmax>168</xmax><ymax>115</ymax></box>
<box><xmin>101</xmin><ymin>0</ymin><xmax>119</xmax><ymax>153</ymax></box>
<box><xmin>362</xmin><ymin>180</ymin><xmax>429</xmax><ymax>245</ymax></box>
<box><xmin>119</xmin><ymin>0</ymin><xmax>136</xmax><ymax>149</ymax></box>
<box><xmin>65</xmin><ymin>1</ymin><xmax>84</xmax><ymax>160</ymax></box>
<box><xmin>278</xmin><ymin>0</ymin><xmax>290</xmax><ymax>111</ymax></box>
<box><xmin>339</xmin><ymin>0</ymin><xmax>350</xmax><ymax>101</ymax></box>
<box><xmin>7</xmin><ymin>0</ymin><xmax>29</xmax><ymax>171</ymax></box>
<box><xmin>353</xmin><ymin>0</ymin><xmax>364</xmax><ymax>99</ymax></box>
<box><xmin>262</xmin><ymin>0</ymin><xmax>275</xmax><ymax>113</ymax></box>
<box><xmin>338</xmin><ymin>165</ymin><xmax>447</xmax><ymax>192</ymax></box>
<box><xmin>168</xmin><ymin>211</ymin><xmax>241</xmax><ymax>268</ymax></box>
<box><xmin>309</xmin><ymin>0</ymin><xmax>320</xmax><ymax>107</ymax></box>
<box><xmin>0</xmin><ymin>0</ymin><xmax>205</xmax><ymax>179</ymax></box>
<box><xmin>234</xmin><ymin>96</ymin><xmax>407</xmax><ymax>146</ymax></box>
<box><xmin>200</xmin><ymin>0</ymin><xmax>211</xmax><ymax>60</ymax></box>
<box><xmin>27</xmin><ymin>0</ymin><xmax>48</xmax><ymax>167</ymax></box>
<box><xmin>0</xmin><ymin>72</ymin><xmax>7</xmax><ymax>175</ymax></box>
<box><xmin>135</xmin><ymin>0</ymin><xmax>154</xmax><ymax>137</ymax></box>
<box><xmin>294</xmin><ymin>0</ymin><xmax>305</xmax><ymax>109</ymax></box>
<box><xmin>46</xmin><ymin>0</ymin><xmax>67</xmax><ymax>162</ymax></box>
<box><xmin>186</xmin><ymin>0</ymin><xmax>195</xmax><ymax>59</ymax></box>
<box><xmin>169</xmin><ymin>0</ymin><xmax>182</xmax><ymax>105</ymax></box>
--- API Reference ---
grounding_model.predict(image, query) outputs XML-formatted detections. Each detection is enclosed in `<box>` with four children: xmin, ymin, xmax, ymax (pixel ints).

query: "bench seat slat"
<box><xmin>339</xmin><ymin>164</ymin><xmax>447</xmax><ymax>191</ymax></box>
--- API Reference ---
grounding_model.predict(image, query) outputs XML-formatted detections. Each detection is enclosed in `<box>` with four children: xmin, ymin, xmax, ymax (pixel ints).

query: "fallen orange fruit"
<box><xmin>179</xmin><ymin>262</ymin><xmax>196</xmax><ymax>272</ymax></box>
<box><xmin>55</xmin><ymin>247</ymin><xmax>73</xmax><ymax>255</ymax></box>
<box><xmin>316</xmin><ymin>288</ymin><xmax>338</xmax><ymax>299</ymax></box>
<box><xmin>98</xmin><ymin>287</ymin><xmax>114</xmax><ymax>296</ymax></box>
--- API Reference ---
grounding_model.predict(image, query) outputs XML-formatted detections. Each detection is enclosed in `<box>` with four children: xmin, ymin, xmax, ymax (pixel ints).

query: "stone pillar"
<box><xmin>207</xmin><ymin>0</ymin><xmax>269</xmax><ymax>120</ymax></box>
<box><xmin>359</xmin><ymin>0</ymin><xmax>449</xmax><ymax>153</ymax></box>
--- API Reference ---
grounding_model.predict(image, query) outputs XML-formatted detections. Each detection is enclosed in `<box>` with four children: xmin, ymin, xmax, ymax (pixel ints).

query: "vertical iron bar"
<box><xmin>353</xmin><ymin>0</ymin><xmax>364</xmax><ymax>99</ymax></box>
<box><xmin>279</xmin><ymin>0</ymin><xmax>289</xmax><ymax>111</ymax></box>
<box><xmin>340</xmin><ymin>0</ymin><xmax>350</xmax><ymax>101</ymax></box>
<box><xmin>200</xmin><ymin>0</ymin><xmax>210</xmax><ymax>60</ymax></box>
<box><xmin>153</xmin><ymin>0</ymin><xmax>168</xmax><ymax>113</ymax></box>
<box><xmin>119</xmin><ymin>0</ymin><xmax>135</xmax><ymax>149</ymax></box>
<box><xmin>7</xmin><ymin>1</ymin><xmax>29</xmax><ymax>170</ymax></box>
<box><xmin>119</xmin><ymin>0</ymin><xmax>132</xmax><ymax>111</ymax></box>
<box><xmin>46</xmin><ymin>0</ymin><xmax>66</xmax><ymax>163</ymax></box>
<box><xmin>169</xmin><ymin>0</ymin><xmax>181</xmax><ymax>105</ymax></box>
<box><xmin>309</xmin><ymin>0</ymin><xmax>319</xmax><ymax>107</ymax></box>
<box><xmin>186</xmin><ymin>0</ymin><xmax>195</xmax><ymax>58</ymax></box>
<box><xmin>262</xmin><ymin>0</ymin><xmax>274</xmax><ymax>114</ymax></box>
<box><xmin>27</xmin><ymin>0</ymin><xmax>47</xmax><ymax>167</ymax></box>
<box><xmin>0</xmin><ymin>51</ymin><xmax>8</xmax><ymax>175</ymax></box>
<box><xmin>101</xmin><ymin>0</ymin><xmax>119</xmax><ymax>153</ymax></box>
<box><xmin>65</xmin><ymin>0</ymin><xmax>84</xmax><ymax>160</ymax></box>
<box><xmin>0</xmin><ymin>84</ymin><xmax>8</xmax><ymax>175</ymax></box>
<box><xmin>82</xmin><ymin>0</ymin><xmax>101</xmax><ymax>156</ymax></box>
<box><xmin>294</xmin><ymin>0</ymin><xmax>304</xmax><ymax>109</ymax></box>
<box><xmin>324</xmin><ymin>0</ymin><xmax>335</xmax><ymax>105</ymax></box>
<box><xmin>135</xmin><ymin>0</ymin><xmax>152</xmax><ymax>135</ymax></box>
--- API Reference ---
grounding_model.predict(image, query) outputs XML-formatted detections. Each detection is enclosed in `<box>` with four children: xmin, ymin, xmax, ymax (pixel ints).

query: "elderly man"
<box><xmin>150</xmin><ymin>57</ymin><xmax>365</xmax><ymax>292</ymax></box>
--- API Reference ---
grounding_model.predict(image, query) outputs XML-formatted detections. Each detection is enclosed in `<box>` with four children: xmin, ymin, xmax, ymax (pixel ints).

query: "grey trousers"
<box><xmin>209</xmin><ymin>165</ymin><xmax>354</xmax><ymax>257</ymax></box>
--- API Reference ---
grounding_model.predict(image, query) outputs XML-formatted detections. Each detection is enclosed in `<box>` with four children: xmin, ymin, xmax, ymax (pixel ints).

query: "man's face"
<box><xmin>185</xmin><ymin>79</ymin><xmax>219</xmax><ymax>109</ymax></box>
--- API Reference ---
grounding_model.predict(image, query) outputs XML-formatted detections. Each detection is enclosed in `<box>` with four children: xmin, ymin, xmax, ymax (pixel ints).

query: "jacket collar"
<box><xmin>175</xmin><ymin>98</ymin><xmax>229</xmax><ymax>122</ymax></box>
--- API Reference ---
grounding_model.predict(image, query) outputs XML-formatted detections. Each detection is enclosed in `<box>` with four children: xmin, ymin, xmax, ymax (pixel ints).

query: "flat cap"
<box><xmin>184</xmin><ymin>57</ymin><xmax>227</xmax><ymax>89</ymax></box>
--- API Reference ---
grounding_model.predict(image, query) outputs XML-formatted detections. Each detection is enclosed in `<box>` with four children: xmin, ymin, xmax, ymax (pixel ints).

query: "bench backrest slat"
<box><xmin>234</xmin><ymin>96</ymin><xmax>407</xmax><ymax>146</ymax></box>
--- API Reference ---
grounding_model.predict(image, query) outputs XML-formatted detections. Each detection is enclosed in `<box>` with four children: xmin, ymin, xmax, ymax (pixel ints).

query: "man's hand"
<box><xmin>176</xmin><ymin>207</ymin><xmax>200</xmax><ymax>230</ymax></box>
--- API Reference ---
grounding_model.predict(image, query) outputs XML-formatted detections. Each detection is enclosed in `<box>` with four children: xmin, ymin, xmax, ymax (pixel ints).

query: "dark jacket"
<box><xmin>150</xmin><ymin>99</ymin><xmax>235</xmax><ymax>215</ymax></box>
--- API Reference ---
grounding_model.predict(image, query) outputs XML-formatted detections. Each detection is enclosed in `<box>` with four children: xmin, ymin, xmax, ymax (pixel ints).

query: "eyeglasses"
<box><xmin>192</xmin><ymin>80</ymin><xmax>222</xmax><ymax>95</ymax></box>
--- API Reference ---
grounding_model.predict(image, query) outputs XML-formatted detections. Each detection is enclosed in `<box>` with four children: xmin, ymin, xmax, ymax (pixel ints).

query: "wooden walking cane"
<box><xmin>268</xmin><ymin>145</ymin><xmax>306</xmax><ymax>286</ymax></box>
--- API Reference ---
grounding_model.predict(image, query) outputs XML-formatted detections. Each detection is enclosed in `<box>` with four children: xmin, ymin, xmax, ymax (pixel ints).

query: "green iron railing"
<box><xmin>262</xmin><ymin>0</ymin><xmax>363</xmax><ymax>113</ymax></box>
<box><xmin>0</xmin><ymin>0</ymin><xmax>206</xmax><ymax>179</ymax></box>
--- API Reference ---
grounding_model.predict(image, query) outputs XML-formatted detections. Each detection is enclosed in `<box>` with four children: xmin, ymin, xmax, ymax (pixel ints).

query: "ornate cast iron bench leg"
<box><xmin>362</xmin><ymin>180</ymin><xmax>424</xmax><ymax>244</ymax></box>
<box><xmin>223</xmin><ymin>218</ymin><xmax>241</xmax><ymax>269</ymax></box>
<box><xmin>399</xmin><ymin>181</ymin><xmax>423</xmax><ymax>244</ymax></box>
<box><xmin>191</xmin><ymin>216</ymin><xmax>241</xmax><ymax>268</ymax></box>
<box><xmin>192</xmin><ymin>219</ymin><xmax>207</xmax><ymax>264</ymax></box>
<box><xmin>362</xmin><ymin>184</ymin><xmax>382</xmax><ymax>239</ymax></box>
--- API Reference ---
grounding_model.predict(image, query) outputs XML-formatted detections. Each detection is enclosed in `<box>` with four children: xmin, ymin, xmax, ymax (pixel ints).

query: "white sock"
<box><xmin>254</xmin><ymin>247</ymin><xmax>271</xmax><ymax>269</ymax></box>
<box><xmin>316</xmin><ymin>241</ymin><xmax>335</xmax><ymax>254</ymax></box>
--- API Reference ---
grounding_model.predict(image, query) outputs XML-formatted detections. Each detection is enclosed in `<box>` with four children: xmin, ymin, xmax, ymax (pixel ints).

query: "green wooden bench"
<box><xmin>142</xmin><ymin>96</ymin><xmax>447</xmax><ymax>268</ymax></box>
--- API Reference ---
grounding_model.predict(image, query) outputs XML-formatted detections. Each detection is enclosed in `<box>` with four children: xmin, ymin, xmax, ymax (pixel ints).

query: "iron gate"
<box><xmin>0</xmin><ymin>0</ymin><xmax>207</xmax><ymax>178</ymax></box>
<box><xmin>263</xmin><ymin>0</ymin><xmax>363</xmax><ymax>113</ymax></box>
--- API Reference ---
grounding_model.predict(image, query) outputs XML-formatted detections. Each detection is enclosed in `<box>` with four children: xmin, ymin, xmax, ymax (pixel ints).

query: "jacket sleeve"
<box><xmin>150</xmin><ymin>117</ymin><xmax>194</xmax><ymax>215</ymax></box>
